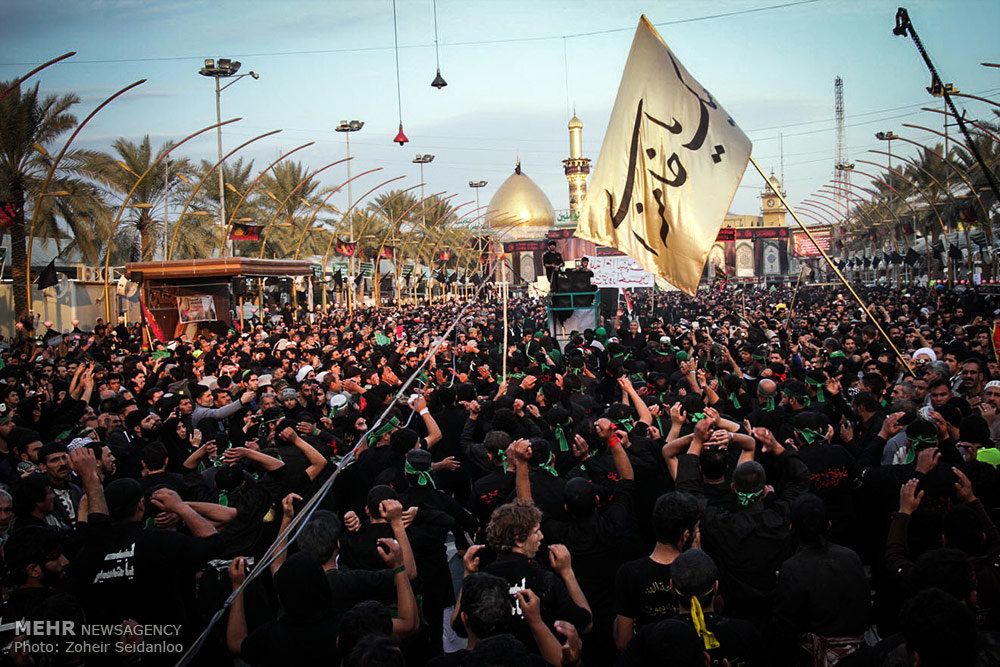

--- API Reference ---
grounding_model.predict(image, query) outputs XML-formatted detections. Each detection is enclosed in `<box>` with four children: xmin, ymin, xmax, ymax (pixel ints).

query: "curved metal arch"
<box><xmin>103</xmin><ymin>118</ymin><xmax>240</xmax><ymax>320</ymax></box>
<box><xmin>373</xmin><ymin>191</ymin><xmax>452</xmax><ymax>266</ymax></box>
<box><xmin>895</xmin><ymin>129</ymin><xmax>993</xmax><ymax>229</ymax></box>
<box><xmin>856</xmin><ymin>158</ymin><xmax>947</xmax><ymax>234</ymax></box>
<box><xmin>292</xmin><ymin>168</ymin><xmax>385</xmax><ymax>259</ymax></box>
<box><xmin>841</xmin><ymin>166</ymin><xmax>927</xmax><ymax>262</ymax></box>
<box><xmin>816</xmin><ymin>185</ymin><xmax>888</xmax><ymax>230</ymax></box>
<box><xmin>395</xmin><ymin>205</ymin><xmax>488</xmax><ymax>263</ymax></box>
<box><xmin>922</xmin><ymin>107</ymin><xmax>1000</xmax><ymax>146</ymax></box>
<box><xmin>820</xmin><ymin>181</ymin><xmax>905</xmax><ymax>231</ymax></box>
<box><xmin>213</xmin><ymin>141</ymin><xmax>316</xmax><ymax>258</ymax></box>
<box><xmin>320</xmin><ymin>177</ymin><xmax>411</xmax><ymax>273</ymax></box>
<box><xmin>410</xmin><ymin>201</ymin><xmax>475</xmax><ymax>264</ymax></box>
<box><xmin>418</xmin><ymin>201</ymin><xmax>477</xmax><ymax>264</ymax></box>
<box><xmin>26</xmin><ymin>78</ymin><xmax>145</xmax><ymax>301</ymax></box>
<box><xmin>165</xmin><ymin>128</ymin><xmax>281</xmax><ymax>259</ymax></box>
<box><xmin>257</xmin><ymin>159</ymin><xmax>349</xmax><ymax>259</ymax></box>
<box><xmin>0</xmin><ymin>52</ymin><xmax>75</xmax><ymax>103</ymax></box>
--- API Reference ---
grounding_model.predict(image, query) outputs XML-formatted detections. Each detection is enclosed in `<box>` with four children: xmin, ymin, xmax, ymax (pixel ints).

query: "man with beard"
<box><xmin>0</xmin><ymin>526</ymin><xmax>73</xmax><ymax>640</ymax></box>
<box><xmin>958</xmin><ymin>357</ymin><xmax>987</xmax><ymax>406</ymax></box>
<box><xmin>37</xmin><ymin>443</ymin><xmax>81</xmax><ymax>530</ymax></box>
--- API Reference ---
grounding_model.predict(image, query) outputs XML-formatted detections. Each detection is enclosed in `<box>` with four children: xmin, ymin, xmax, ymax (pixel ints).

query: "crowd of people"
<box><xmin>2</xmin><ymin>280</ymin><xmax>1000</xmax><ymax>666</ymax></box>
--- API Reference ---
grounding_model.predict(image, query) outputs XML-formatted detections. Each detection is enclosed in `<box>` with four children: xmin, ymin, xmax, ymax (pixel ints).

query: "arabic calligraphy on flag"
<box><xmin>575</xmin><ymin>16</ymin><xmax>752</xmax><ymax>296</ymax></box>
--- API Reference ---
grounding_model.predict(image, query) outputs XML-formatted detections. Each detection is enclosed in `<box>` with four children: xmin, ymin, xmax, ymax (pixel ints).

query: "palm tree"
<box><xmin>253</xmin><ymin>161</ymin><xmax>323</xmax><ymax>258</ymax></box>
<box><xmin>181</xmin><ymin>157</ymin><xmax>256</xmax><ymax>258</ymax></box>
<box><xmin>84</xmin><ymin>135</ymin><xmax>192</xmax><ymax>262</ymax></box>
<box><xmin>0</xmin><ymin>81</ymin><xmax>105</xmax><ymax>319</ymax></box>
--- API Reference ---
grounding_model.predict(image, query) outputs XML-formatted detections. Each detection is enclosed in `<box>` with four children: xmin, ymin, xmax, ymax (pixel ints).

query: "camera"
<box><xmin>208</xmin><ymin>557</ymin><xmax>255</xmax><ymax>573</ymax></box>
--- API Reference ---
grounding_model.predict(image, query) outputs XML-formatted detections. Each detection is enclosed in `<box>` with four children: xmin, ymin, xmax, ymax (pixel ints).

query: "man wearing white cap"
<box><xmin>979</xmin><ymin>380</ymin><xmax>1000</xmax><ymax>445</ymax></box>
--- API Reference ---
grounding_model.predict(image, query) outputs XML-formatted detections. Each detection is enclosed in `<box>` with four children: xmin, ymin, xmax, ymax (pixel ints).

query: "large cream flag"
<box><xmin>575</xmin><ymin>16</ymin><xmax>751</xmax><ymax>296</ymax></box>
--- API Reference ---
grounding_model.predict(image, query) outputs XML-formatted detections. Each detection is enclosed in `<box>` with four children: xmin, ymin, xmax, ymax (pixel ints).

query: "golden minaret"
<box><xmin>562</xmin><ymin>115</ymin><xmax>591</xmax><ymax>217</ymax></box>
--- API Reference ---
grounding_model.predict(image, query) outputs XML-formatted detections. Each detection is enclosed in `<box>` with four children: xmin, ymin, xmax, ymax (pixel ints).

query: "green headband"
<box><xmin>537</xmin><ymin>453</ymin><xmax>559</xmax><ymax>477</ymax></box>
<box><xmin>689</xmin><ymin>412</ymin><xmax>706</xmax><ymax>423</ymax></box>
<box><xmin>553</xmin><ymin>424</ymin><xmax>570</xmax><ymax>452</ymax></box>
<box><xmin>497</xmin><ymin>449</ymin><xmax>509</xmax><ymax>474</ymax></box>
<box><xmin>751</xmin><ymin>352</ymin><xmax>766</xmax><ymax>361</ymax></box>
<box><xmin>829</xmin><ymin>350</ymin><xmax>846</xmax><ymax>359</ymax></box>
<box><xmin>404</xmin><ymin>460</ymin><xmax>436</xmax><ymax>488</ymax></box>
<box><xmin>783</xmin><ymin>390</ymin><xmax>811</xmax><ymax>407</ymax></box>
<box><xmin>735</xmin><ymin>488</ymin><xmax>763</xmax><ymax>507</ymax></box>
<box><xmin>758</xmin><ymin>394</ymin><xmax>776</xmax><ymax>412</ymax></box>
<box><xmin>795</xmin><ymin>427</ymin><xmax>823</xmax><ymax>445</ymax></box>
<box><xmin>367</xmin><ymin>416</ymin><xmax>401</xmax><ymax>445</ymax></box>
<box><xmin>615</xmin><ymin>418</ymin><xmax>635</xmax><ymax>432</ymax></box>
<box><xmin>728</xmin><ymin>392</ymin><xmax>741</xmax><ymax>410</ymax></box>
<box><xmin>805</xmin><ymin>376</ymin><xmax>825</xmax><ymax>402</ymax></box>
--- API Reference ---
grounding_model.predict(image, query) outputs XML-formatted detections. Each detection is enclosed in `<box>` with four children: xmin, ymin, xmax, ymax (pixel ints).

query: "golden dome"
<box><xmin>488</xmin><ymin>163</ymin><xmax>555</xmax><ymax>229</ymax></box>
<box><xmin>568</xmin><ymin>115</ymin><xmax>583</xmax><ymax>130</ymax></box>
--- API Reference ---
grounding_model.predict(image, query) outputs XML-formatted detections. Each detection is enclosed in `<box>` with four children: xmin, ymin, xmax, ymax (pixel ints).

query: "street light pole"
<box><xmin>336</xmin><ymin>120</ymin><xmax>363</xmax><ymax>308</ymax></box>
<box><xmin>412</xmin><ymin>155</ymin><xmax>435</xmax><ymax>298</ymax></box>
<box><xmin>875</xmin><ymin>131</ymin><xmax>898</xmax><ymax>281</ymax></box>
<box><xmin>413</xmin><ymin>154</ymin><xmax>435</xmax><ymax>209</ymax></box>
<box><xmin>469</xmin><ymin>180</ymin><xmax>487</xmax><ymax>275</ymax></box>
<box><xmin>199</xmin><ymin>58</ymin><xmax>258</xmax><ymax>254</ymax></box>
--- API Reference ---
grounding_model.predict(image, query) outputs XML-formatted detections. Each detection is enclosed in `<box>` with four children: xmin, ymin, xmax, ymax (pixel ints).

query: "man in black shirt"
<box><xmin>542</xmin><ymin>241</ymin><xmax>564</xmax><ymax>284</ymax></box>
<box><xmin>69</xmin><ymin>448</ymin><xmax>224</xmax><ymax>637</ymax></box>
<box><xmin>613</xmin><ymin>491</ymin><xmax>701</xmax><ymax>650</ymax></box>
<box><xmin>471</xmin><ymin>499</ymin><xmax>592</xmax><ymax>650</ymax></box>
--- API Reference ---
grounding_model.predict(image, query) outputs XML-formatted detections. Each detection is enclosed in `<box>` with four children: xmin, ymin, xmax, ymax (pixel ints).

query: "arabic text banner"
<box><xmin>585</xmin><ymin>255</ymin><xmax>655</xmax><ymax>288</ymax></box>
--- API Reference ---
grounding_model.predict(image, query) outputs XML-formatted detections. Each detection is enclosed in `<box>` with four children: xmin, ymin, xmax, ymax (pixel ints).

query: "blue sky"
<box><xmin>2</xmin><ymin>0</ymin><xmax>999</xmax><ymax>223</ymax></box>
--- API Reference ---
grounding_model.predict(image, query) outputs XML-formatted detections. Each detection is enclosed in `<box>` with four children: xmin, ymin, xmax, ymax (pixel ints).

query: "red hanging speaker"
<box><xmin>393</xmin><ymin>123</ymin><xmax>409</xmax><ymax>146</ymax></box>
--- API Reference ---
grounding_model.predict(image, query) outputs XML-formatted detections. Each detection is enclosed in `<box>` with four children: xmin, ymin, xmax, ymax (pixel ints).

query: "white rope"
<box><xmin>175</xmin><ymin>255</ymin><xmax>506</xmax><ymax>666</ymax></box>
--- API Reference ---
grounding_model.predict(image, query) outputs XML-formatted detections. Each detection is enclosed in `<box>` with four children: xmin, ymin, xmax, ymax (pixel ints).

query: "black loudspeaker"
<box><xmin>600</xmin><ymin>288</ymin><xmax>619</xmax><ymax>318</ymax></box>
<box><xmin>558</xmin><ymin>270</ymin><xmax>594</xmax><ymax>306</ymax></box>
<box><xmin>232</xmin><ymin>278</ymin><xmax>247</xmax><ymax>296</ymax></box>
<box><xmin>132</xmin><ymin>271</ymin><xmax>143</xmax><ymax>283</ymax></box>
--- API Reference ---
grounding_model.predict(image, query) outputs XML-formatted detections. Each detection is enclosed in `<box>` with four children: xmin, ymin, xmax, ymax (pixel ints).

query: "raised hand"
<box><xmin>898</xmin><ymin>478</ymin><xmax>924</xmax><ymax>515</ymax></box>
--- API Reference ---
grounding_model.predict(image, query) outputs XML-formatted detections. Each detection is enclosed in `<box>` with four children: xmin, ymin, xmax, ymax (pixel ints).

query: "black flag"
<box><xmin>905</xmin><ymin>248</ymin><xmax>921</xmax><ymax>266</ymax></box>
<box><xmin>333</xmin><ymin>269</ymin><xmax>343</xmax><ymax>287</ymax></box>
<box><xmin>36</xmin><ymin>259</ymin><xmax>58</xmax><ymax>290</ymax></box>
<box><xmin>949</xmin><ymin>244</ymin><xmax>963</xmax><ymax>261</ymax></box>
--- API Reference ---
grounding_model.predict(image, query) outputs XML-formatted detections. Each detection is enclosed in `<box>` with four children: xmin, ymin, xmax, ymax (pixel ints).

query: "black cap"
<box><xmin>405</xmin><ymin>448</ymin><xmax>433</xmax><ymax>471</ymax></box>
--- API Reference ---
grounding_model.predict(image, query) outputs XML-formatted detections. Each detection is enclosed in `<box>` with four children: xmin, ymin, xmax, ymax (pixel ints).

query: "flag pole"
<box><xmin>501</xmin><ymin>280</ymin><xmax>509</xmax><ymax>380</ymax></box>
<box><xmin>748</xmin><ymin>156</ymin><xmax>914</xmax><ymax>375</ymax></box>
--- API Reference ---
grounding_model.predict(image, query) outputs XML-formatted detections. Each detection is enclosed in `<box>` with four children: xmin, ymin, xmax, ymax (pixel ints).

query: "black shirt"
<box><xmin>613</xmin><ymin>557</ymin><xmax>675</xmax><ymax>629</ymax></box>
<box><xmin>483</xmin><ymin>552</ymin><xmax>592</xmax><ymax>650</ymax></box>
<box><xmin>542</xmin><ymin>250</ymin><xmax>564</xmax><ymax>276</ymax></box>
<box><xmin>71</xmin><ymin>515</ymin><xmax>224</xmax><ymax>626</ymax></box>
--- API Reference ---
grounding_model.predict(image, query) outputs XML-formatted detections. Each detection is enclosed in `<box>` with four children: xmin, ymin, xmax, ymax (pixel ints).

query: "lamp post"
<box><xmin>469</xmin><ymin>180</ymin><xmax>487</xmax><ymax>274</ymax></box>
<box><xmin>198</xmin><ymin>58</ymin><xmax>258</xmax><ymax>249</ymax></box>
<box><xmin>413</xmin><ymin>155</ymin><xmax>435</xmax><ymax>261</ymax></box>
<box><xmin>875</xmin><ymin>131</ymin><xmax>898</xmax><ymax>252</ymax></box>
<box><xmin>335</xmin><ymin>120</ymin><xmax>363</xmax><ymax>308</ymax></box>
<box><xmin>875</xmin><ymin>131</ymin><xmax>897</xmax><ymax>173</ymax></box>
<box><xmin>413</xmin><ymin>154</ymin><xmax>435</xmax><ymax>207</ymax></box>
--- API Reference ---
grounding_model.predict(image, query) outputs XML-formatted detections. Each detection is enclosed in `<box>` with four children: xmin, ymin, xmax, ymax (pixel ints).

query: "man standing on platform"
<box><xmin>543</xmin><ymin>240</ymin><xmax>564</xmax><ymax>284</ymax></box>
